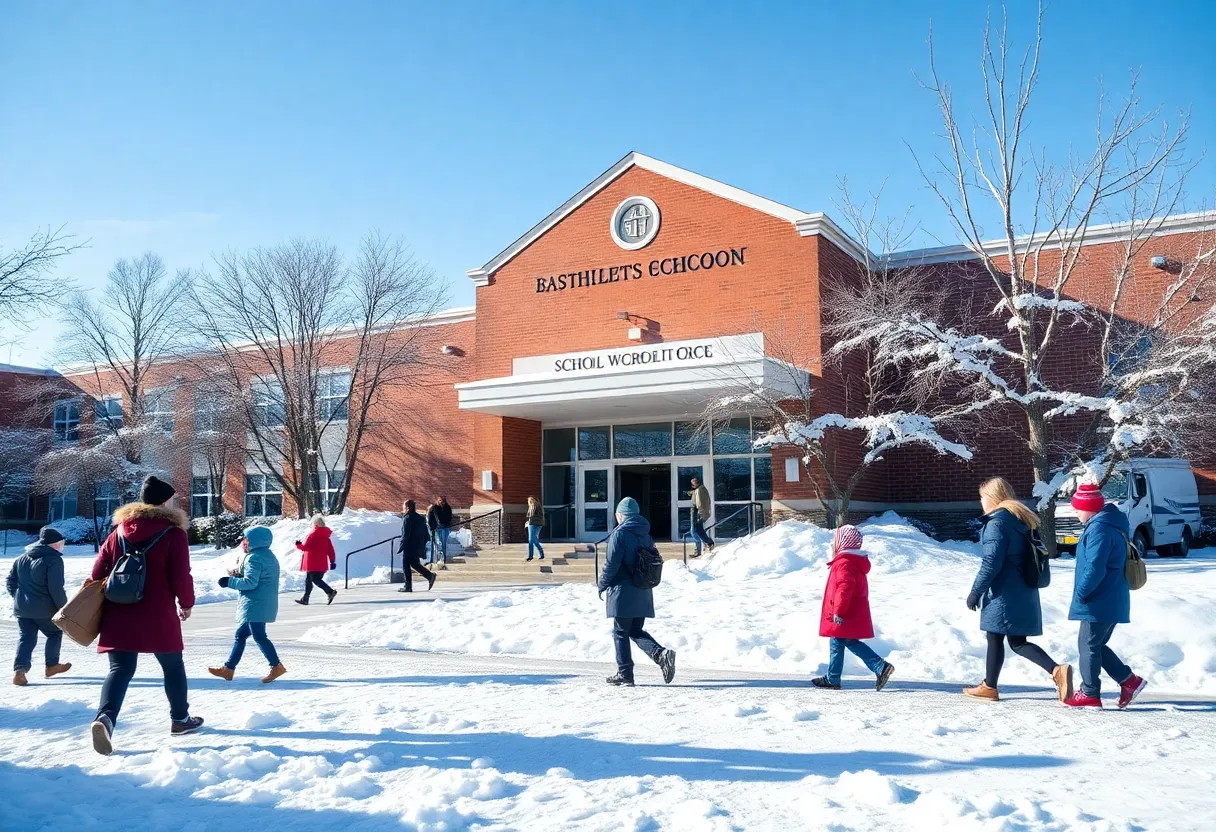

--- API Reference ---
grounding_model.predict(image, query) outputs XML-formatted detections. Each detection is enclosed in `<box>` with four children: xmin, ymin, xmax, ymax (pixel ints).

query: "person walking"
<box><xmin>294</xmin><ymin>514</ymin><xmax>337</xmax><ymax>605</ymax></box>
<box><xmin>963</xmin><ymin>478</ymin><xmax>1073</xmax><ymax>703</ymax></box>
<box><xmin>208</xmin><ymin>526</ymin><xmax>286</xmax><ymax>684</ymax></box>
<box><xmin>430</xmin><ymin>495</ymin><xmax>454</xmax><ymax>568</ymax></box>
<box><xmin>7</xmin><ymin>527</ymin><xmax>72</xmax><ymax>686</ymax></box>
<box><xmin>811</xmin><ymin>525</ymin><xmax>895</xmax><ymax>691</ymax></box>
<box><xmin>688</xmin><ymin>476</ymin><xmax>714</xmax><ymax>558</ymax></box>
<box><xmin>525</xmin><ymin>496</ymin><xmax>545</xmax><ymax>562</ymax></box>
<box><xmin>88</xmin><ymin>476</ymin><xmax>203</xmax><ymax>756</ymax></box>
<box><xmin>397</xmin><ymin>500</ymin><xmax>436</xmax><ymax>593</ymax></box>
<box><xmin>1063</xmin><ymin>482</ymin><xmax>1146</xmax><ymax>709</ymax></box>
<box><xmin>597</xmin><ymin>497</ymin><xmax>676</xmax><ymax>687</ymax></box>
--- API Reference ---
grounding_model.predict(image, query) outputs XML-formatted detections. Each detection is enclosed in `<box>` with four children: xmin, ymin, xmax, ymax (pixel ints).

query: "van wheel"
<box><xmin>1133</xmin><ymin>529</ymin><xmax>1151</xmax><ymax>559</ymax></box>
<box><xmin>1162</xmin><ymin>528</ymin><xmax>1192</xmax><ymax>558</ymax></box>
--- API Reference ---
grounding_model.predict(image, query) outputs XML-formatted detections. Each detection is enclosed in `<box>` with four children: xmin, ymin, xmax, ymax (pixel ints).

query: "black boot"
<box><xmin>606</xmin><ymin>672</ymin><xmax>635</xmax><ymax>686</ymax></box>
<box><xmin>811</xmin><ymin>676</ymin><xmax>841</xmax><ymax>689</ymax></box>
<box><xmin>657</xmin><ymin>649</ymin><xmax>676</xmax><ymax>684</ymax></box>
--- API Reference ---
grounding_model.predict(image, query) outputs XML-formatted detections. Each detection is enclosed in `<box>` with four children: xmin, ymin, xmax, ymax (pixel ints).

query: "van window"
<box><xmin>1130</xmin><ymin>473</ymin><xmax>1148</xmax><ymax>502</ymax></box>
<box><xmin>1099</xmin><ymin>473</ymin><xmax>1128</xmax><ymax>501</ymax></box>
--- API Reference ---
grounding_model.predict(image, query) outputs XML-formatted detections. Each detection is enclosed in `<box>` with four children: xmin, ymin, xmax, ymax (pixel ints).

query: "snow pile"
<box><xmin>303</xmin><ymin>513</ymin><xmax>1216</xmax><ymax>695</ymax></box>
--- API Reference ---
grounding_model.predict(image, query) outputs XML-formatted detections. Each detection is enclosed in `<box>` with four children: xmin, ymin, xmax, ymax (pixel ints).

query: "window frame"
<box><xmin>94</xmin><ymin>395</ymin><xmax>123</xmax><ymax>429</ymax></box>
<box><xmin>52</xmin><ymin>400</ymin><xmax>81</xmax><ymax>442</ymax></box>
<box><xmin>244</xmin><ymin>473</ymin><xmax>283</xmax><ymax>517</ymax></box>
<box><xmin>317</xmin><ymin>371</ymin><xmax>351</xmax><ymax>422</ymax></box>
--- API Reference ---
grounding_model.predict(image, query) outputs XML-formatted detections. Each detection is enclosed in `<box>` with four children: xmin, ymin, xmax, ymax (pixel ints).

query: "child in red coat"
<box><xmin>811</xmin><ymin>525</ymin><xmax>895</xmax><ymax>691</ymax></box>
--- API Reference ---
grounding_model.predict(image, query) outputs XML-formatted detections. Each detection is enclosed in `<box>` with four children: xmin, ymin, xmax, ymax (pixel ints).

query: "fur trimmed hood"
<box><xmin>111</xmin><ymin>501</ymin><xmax>189</xmax><ymax>531</ymax></box>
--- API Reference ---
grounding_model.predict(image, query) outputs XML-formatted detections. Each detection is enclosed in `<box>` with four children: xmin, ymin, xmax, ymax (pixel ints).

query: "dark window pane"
<box><xmin>750</xmin><ymin>417</ymin><xmax>773</xmax><ymax>455</ymax></box>
<box><xmin>677</xmin><ymin>506</ymin><xmax>692</xmax><ymax>538</ymax></box>
<box><xmin>677</xmin><ymin>466</ymin><xmax>704</xmax><ymax>501</ymax></box>
<box><xmin>191</xmin><ymin>496</ymin><xmax>210</xmax><ymax>517</ymax></box>
<box><xmin>543</xmin><ymin>505</ymin><xmax>573</xmax><ymax>539</ymax></box>
<box><xmin>584</xmin><ymin>508</ymin><xmax>608</xmax><ymax>533</ymax></box>
<box><xmin>754</xmin><ymin>457</ymin><xmax>772</xmax><ymax>500</ymax></box>
<box><xmin>584</xmin><ymin>469</ymin><xmax>608</xmax><ymax>503</ymax></box>
<box><xmin>543</xmin><ymin>429</ymin><xmax>576</xmax><ymax>464</ymax></box>
<box><xmin>245</xmin><ymin>495</ymin><xmax>263</xmax><ymax>516</ymax></box>
<box><xmin>578</xmin><ymin>427</ymin><xmax>610</xmax><ymax>460</ymax></box>
<box><xmin>714</xmin><ymin>457</ymin><xmax>752</xmax><ymax>502</ymax></box>
<box><xmin>265</xmin><ymin>495</ymin><xmax>283</xmax><ymax>516</ymax></box>
<box><xmin>613</xmin><ymin>423</ymin><xmax>672</xmax><ymax>458</ymax></box>
<box><xmin>675</xmin><ymin>421</ymin><xmax>709</xmax><ymax>456</ymax></box>
<box><xmin>715</xmin><ymin>504</ymin><xmax>751</xmax><ymax>539</ymax></box>
<box><xmin>542</xmin><ymin>466</ymin><xmax>575</xmax><ymax>506</ymax></box>
<box><xmin>713</xmin><ymin>417</ymin><xmax>752</xmax><ymax>455</ymax></box>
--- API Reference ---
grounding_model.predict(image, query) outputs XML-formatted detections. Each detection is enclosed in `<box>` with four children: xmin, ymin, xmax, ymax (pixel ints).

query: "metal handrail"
<box><xmin>344</xmin><ymin>535</ymin><xmax>400</xmax><ymax>589</ymax></box>
<box><xmin>592</xmin><ymin>530</ymin><xmax>614</xmax><ymax>583</ymax></box>
<box><xmin>540</xmin><ymin>503</ymin><xmax>575</xmax><ymax>542</ymax></box>
<box><xmin>447</xmin><ymin>508</ymin><xmax>503</xmax><ymax>547</ymax></box>
<box><xmin>682</xmin><ymin>501</ymin><xmax>766</xmax><ymax>564</ymax></box>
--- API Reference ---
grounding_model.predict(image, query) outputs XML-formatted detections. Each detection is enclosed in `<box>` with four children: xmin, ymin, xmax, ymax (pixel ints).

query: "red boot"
<box><xmin>1064</xmin><ymin>690</ymin><xmax>1103</xmax><ymax>708</ymax></box>
<box><xmin>1117</xmin><ymin>674</ymin><xmax>1147</xmax><ymax>709</ymax></box>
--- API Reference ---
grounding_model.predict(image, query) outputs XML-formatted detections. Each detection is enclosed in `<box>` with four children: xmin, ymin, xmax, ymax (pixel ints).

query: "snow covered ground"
<box><xmin>302</xmin><ymin>514</ymin><xmax>1216</xmax><ymax>696</ymax></box>
<box><xmin>1</xmin><ymin>513</ymin><xmax>1214</xmax><ymax>830</ymax></box>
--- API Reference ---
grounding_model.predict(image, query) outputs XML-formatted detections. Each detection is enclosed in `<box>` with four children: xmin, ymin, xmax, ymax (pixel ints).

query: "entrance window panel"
<box><xmin>714</xmin><ymin>457</ymin><xmax>752</xmax><ymax>502</ymax></box>
<box><xmin>578</xmin><ymin>427</ymin><xmax>610</xmax><ymax>460</ymax></box>
<box><xmin>542</xmin><ymin>466</ymin><xmax>575</xmax><ymax>506</ymax></box>
<box><xmin>584</xmin><ymin>508</ymin><xmax>608</xmax><ymax>533</ymax></box>
<box><xmin>583</xmin><ymin>469</ymin><xmax>609</xmax><ymax>503</ymax></box>
<box><xmin>543</xmin><ymin>429</ymin><xmax>576</xmax><ymax>464</ymax></box>
<box><xmin>677</xmin><ymin>466</ymin><xmax>704</xmax><ymax>501</ymax></box>
<box><xmin>754</xmin><ymin>457</ymin><xmax>773</xmax><ymax>501</ymax></box>
<box><xmin>715</xmin><ymin>505</ymin><xmax>752</xmax><ymax>539</ymax></box>
<box><xmin>675</xmin><ymin>421</ymin><xmax>709</xmax><ymax>456</ymax></box>
<box><xmin>712</xmin><ymin>417</ymin><xmax>752</xmax><ymax>455</ymax></box>
<box><xmin>751</xmin><ymin>417</ymin><xmax>773</xmax><ymax>455</ymax></box>
<box><xmin>677</xmin><ymin>507</ymin><xmax>692</xmax><ymax>539</ymax></box>
<box><xmin>613</xmin><ymin>422</ymin><xmax>672</xmax><ymax>458</ymax></box>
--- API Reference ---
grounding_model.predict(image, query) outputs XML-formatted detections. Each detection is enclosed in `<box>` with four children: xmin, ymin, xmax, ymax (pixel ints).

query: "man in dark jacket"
<box><xmin>7</xmin><ymin>527</ymin><xmax>72</xmax><ymax>686</ymax></box>
<box><xmin>596</xmin><ymin>497</ymin><xmax>675</xmax><ymax>687</ymax></box>
<box><xmin>1064</xmin><ymin>483</ymin><xmax>1145</xmax><ymax>709</ymax></box>
<box><xmin>427</xmin><ymin>496</ymin><xmax>454</xmax><ymax>568</ymax></box>
<box><xmin>398</xmin><ymin>500</ymin><xmax>436</xmax><ymax>593</ymax></box>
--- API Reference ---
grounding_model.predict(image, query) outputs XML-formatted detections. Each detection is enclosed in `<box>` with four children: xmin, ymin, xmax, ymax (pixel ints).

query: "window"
<box><xmin>578</xmin><ymin>426</ymin><xmax>610</xmax><ymax>460</ymax></box>
<box><xmin>1</xmin><ymin>492</ymin><xmax>31</xmax><ymax>522</ymax></box>
<box><xmin>53</xmin><ymin>402</ymin><xmax>80</xmax><ymax>442</ymax></box>
<box><xmin>308</xmin><ymin>469</ymin><xmax>345</xmax><ymax>512</ymax></box>
<box><xmin>675</xmin><ymin>421</ymin><xmax>709</xmax><ymax>456</ymax></box>
<box><xmin>49</xmin><ymin>491</ymin><xmax>77</xmax><ymax>521</ymax></box>
<box><xmin>754</xmin><ymin>456</ymin><xmax>773</xmax><ymax>501</ymax></box>
<box><xmin>1130</xmin><ymin>473</ymin><xmax>1148</xmax><ymax>503</ymax></box>
<box><xmin>318</xmin><ymin>372</ymin><xmax>351</xmax><ymax>421</ymax></box>
<box><xmin>543</xmin><ymin>429</ymin><xmax>576</xmax><ymax>464</ymax></box>
<box><xmin>714</xmin><ymin>457</ymin><xmax>753</xmax><ymax>502</ymax></box>
<box><xmin>252</xmin><ymin>381</ymin><xmax>285</xmax><ymax>428</ymax></box>
<box><xmin>712</xmin><ymin>417</ymin><xmax>752</xmax><ymax>455</ymax></box>
<box><xmin>542</xmin><ymin>465</ymin><xmax>575</xmax><ymax>506</ymax></box>
<box><xmin>94</xmin><ymin>482</ymin><xmax>122</xmax><ymax>521</ymax></box>
<box><xmin>583</xmin><ymin>470</ymin><xmax>609</xmax><ymax>503</ymax></box>
<box><xmin>612</xmin><ymin>423</ymin><xmax>672</xmax><ymax>458</ymax></box>
<box><xmin>94</xmin><ymin>396</ymin><xmax>123</xmax><ymax>428</ymax></box>
<box><xmin>191</xmin><ymin>476</ymin><xmax>216</xmax><ymax>517</ymax></box>
<box><xmin>194</xmin><ymin>392</ymin><xmax>220</xmax><ymax>433</ymax></box>
<box><xmin>244</xmin><ymin>474</ymin><xmax>283</xmax><ymax>517</ymax></box>
<box><xmin>145</xmin><ymin>389</ymin><xmax>175</xmax><ymax>434</ymax></box>
<box><xmin>1099</xmin><ymin>473</ymin><xmax>1128</xmax><ymax>502</ymax></box>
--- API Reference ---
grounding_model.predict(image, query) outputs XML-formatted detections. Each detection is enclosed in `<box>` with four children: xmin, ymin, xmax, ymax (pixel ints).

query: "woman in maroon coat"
<box><xmin>811</xmin><ymin>525</ymin><xmax>896</xmax><ymax>691</ymax></box>
<box><xmin>294</xmin><ymin>514</ymin><xmax>337</xmax><ymax>605</ymax></box>
<box><xmin>88</xmin><ymin>476</ymin><xmax>203</xmax><ymax>755</ymax></box>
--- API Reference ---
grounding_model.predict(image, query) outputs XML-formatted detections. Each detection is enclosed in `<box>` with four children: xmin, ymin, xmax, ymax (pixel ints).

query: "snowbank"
<box><xmin>302</xmin><ymin>513</ymin><xmax>1216</xmax><ymax>695</ymax></box>
<box><xmin>1</xmin><ymin>509</ymin><xmax>409</xmax><ymax>619</ymax></box>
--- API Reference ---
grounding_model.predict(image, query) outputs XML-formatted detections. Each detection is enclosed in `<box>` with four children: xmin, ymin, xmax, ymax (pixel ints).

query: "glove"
<box><xmin>295</xmin><ymin>539</ymin><xmax>302</xmax><ymax>546</ymax></box>
<box><xmin>598</xmin><ymin>589</ymin><xmax>604</xmax><ymax>601</ymax></box>
<box><xmin>218</xmin><ymin>576</ymin><xmax>231</xmax><ymax>589</ymax></box>
<box><xmin>831</xmin><ymin>614</ymin><xmax>844</xmax><ymax>626</ymax></box>
<box><xmin>966</xmin><ymin>592</ymin><xmax>980</xmax><ymax>611</ymax></box>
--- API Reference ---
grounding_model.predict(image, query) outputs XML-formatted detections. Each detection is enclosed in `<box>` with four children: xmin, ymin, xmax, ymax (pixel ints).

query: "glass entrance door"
<box><xmin>579</xmin><ymin>467</ymin><xmax>611</xmax><ymax>541</ymax></box>
<box><xmin>675</xmin><ymin>461</ymin><xmax>710</xmax><ymax>544</ymax></box>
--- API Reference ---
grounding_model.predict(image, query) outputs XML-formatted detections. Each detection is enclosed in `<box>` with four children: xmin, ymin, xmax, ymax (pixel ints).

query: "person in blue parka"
<box><xmin>208</xmin><ymin>526</ymin><xmax>286</xmax><ymax>684</ymax></box>
<box><xmin>597</xmin><ymin>497</ymin><xmax>676</xmax><ymax>687</ymax></box>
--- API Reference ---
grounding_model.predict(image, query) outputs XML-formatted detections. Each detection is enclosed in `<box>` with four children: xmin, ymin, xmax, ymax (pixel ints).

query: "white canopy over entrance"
<box><xmin>455</xmin><ymin>333</ymin><xmax>804</xmax><ymax>421</ymax></box>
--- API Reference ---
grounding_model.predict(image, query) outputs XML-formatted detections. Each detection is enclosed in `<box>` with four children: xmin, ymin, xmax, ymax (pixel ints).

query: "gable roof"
<box><xmin>466</xmin><ymin>152</ymin><xmax>864</xmax><ymax>285</ymax></box>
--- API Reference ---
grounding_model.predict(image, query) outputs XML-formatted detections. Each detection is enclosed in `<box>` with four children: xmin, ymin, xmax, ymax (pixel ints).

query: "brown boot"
<box><xmin>208</xmin><ymin>665</ymin><xmax>234</xmax><ymax>681</ymax></box>
<box><xmin>963</xmin><ymin>681</ymin><xmax>1000</xmax><ymax>702</ymax></box>
<box><xmin>261</xmin><ymin>663</ymin><xmax>287</xmax><ymax>684</ymax></box>
<box><xmin>13</xmin><ymin>671</ymin><xmax>27</xmax><ymax>687</ymax></box>
<box><xmin>45</xmin><ymin>663</ymin><xmax>72</xmax><ymax>679</ymax></box>
<box><xmin>1052</xmin><ymin>664</ymin><xmax>1074</xmax><ymax>703</ymax></box>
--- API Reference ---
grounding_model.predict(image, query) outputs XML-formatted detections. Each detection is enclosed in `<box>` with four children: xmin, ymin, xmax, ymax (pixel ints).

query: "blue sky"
<box><xmin>2</xmin><ymin>1</ymin><xmax>1213</xmax><ymax>366</ymax></box>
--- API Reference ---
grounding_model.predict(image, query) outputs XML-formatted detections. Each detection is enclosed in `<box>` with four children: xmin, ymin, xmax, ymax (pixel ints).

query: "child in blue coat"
<box><xmin>208</xmin><ymin>526</ymin><xmax>286</xmax><ymax>684</ymax></box>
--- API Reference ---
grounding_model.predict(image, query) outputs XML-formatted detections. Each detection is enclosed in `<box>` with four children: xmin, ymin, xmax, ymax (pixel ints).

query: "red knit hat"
<box><xmin>833</xmin><ymin>525</ymin><xmax>864</xmax><ymax>557</ymax></box>
<box><xmin>1071</xmin><ymin>482</ymin><xmax>1106</xmax><ymax>513</ymax></box>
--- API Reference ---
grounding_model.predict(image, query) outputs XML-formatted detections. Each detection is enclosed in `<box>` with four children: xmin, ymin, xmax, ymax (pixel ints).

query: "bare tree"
<box><xmin>876</xmin><ymin>3</ymin><xmax>1210</xmax><ymax>542</ymax></box>
<box><xmin>0</xmin><ymin>227</ymin><xmax>82</xmax><ymax>328</ymax></box>
<box><xmin>187</xmin><ymin>235</ymin><xmax>446</xmax><ymax>518</ymax></box>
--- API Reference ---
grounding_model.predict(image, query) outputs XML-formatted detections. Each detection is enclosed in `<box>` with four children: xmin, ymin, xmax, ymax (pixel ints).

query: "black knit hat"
<box><xmin>140</xmin><ymin>475</ymin><xmax>176</xmax><ymax>506</ymax></box>
<box><xmin>38</xmin><ymin>527</ymin><xmax>65</xmax><ymax>545</ymax></box>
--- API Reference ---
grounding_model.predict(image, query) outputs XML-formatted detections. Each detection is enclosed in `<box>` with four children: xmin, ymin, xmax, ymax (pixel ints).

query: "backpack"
<box><xmin>1020</xmin><ymin>528</ymin><xmax>1051</xmax><ymax>589</ymax></box>
<box><xmin>626</xmin><ymin>533</ymin><xmax>664</xmax><ymax>589</ymax></box>
<box><xmin>104</xmin><ymin>528</ymin><xmax>171</xmax><ymax>605</ymax></box>
<box><xmin>1120</xmin><ymin>533</ymin><xmax>1147</xmax><ymax>591</ymax></box>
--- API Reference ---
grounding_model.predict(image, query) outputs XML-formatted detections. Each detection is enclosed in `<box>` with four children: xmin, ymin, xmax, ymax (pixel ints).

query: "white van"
<box><xmin>1055</xmin><ymin>458</ymin><xmax>1202</xmax><ymax>558</ymax></box>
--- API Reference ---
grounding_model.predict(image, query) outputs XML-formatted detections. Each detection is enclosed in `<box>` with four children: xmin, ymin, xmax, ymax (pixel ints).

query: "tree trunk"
<box><xmin>1025</xmin><ymin>402</ymin><xmax>1058</xmax><ymax>555</ymax></box>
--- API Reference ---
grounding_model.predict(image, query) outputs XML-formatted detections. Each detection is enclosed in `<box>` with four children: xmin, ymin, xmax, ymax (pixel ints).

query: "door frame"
<box><xmin>578</xmin><ymin>465</ymin><xmax>612</xmax><ymax>542</ymax></box>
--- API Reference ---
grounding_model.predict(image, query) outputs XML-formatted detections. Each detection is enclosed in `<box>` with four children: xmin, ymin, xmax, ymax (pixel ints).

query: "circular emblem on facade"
<box><xmin>610</xmin><ymin>196</ymin><xmax>661</xmax><ymax>251</ymax></box>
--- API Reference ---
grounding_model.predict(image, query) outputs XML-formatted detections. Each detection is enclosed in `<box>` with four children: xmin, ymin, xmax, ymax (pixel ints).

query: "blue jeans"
<box><xmin>527</xmin><ymin>524</ymin><xmax>545</xmax><ymax>559</ymax></box>
<box><xmin>690</xmin><ymin>509</ymin><xmax>713</xmax><ymax>555</ymax></box>
<box><xmin>1078</xmin><ymin>621</ymin><xmax>1132</xmax><ymax>696</ymax></box>
<box><xmin>14</xmin><ymin>617</ymin><xmax>62</xmax><ymax>672</ymax></box>
<box><xmin>430</xmin><ymin>528</ymin><xmax>450</xmax><ymax>564</ymax></box>
<box><xmin>98</xmin><ymin>651</ymin><xmax>189</xmax><ymax>726</ymax></box>
<box><xmin>226</xmin><ymin>622</ymin><xmax>280</xmax><ymax>669</ymax></box>
<box><xmin>826</xmin><ymin>638</ymin><xmax>887</xmax><ymax>684</ymax></box>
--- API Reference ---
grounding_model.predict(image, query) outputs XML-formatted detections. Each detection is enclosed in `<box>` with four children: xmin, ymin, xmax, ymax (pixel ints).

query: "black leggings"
<box><xmin>986</xmin><ymin>632</ymin><xmax>1058</xmax><ymax>687</ymax></box>
<box><xmin>302</xmin><ymin>571</ymin><xmax>333</xmax><ymax>601</ymax></box>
